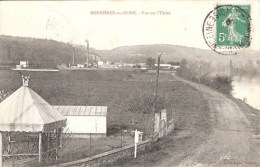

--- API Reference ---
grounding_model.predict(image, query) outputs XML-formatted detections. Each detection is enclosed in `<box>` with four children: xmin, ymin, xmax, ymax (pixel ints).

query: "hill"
<box><xmin>97</xmin><ymin>44</ymin><xmax>260</xmax><ymax>65</ymax></box>
<box><xmin>0</xmin><ymin>35</ymin><xmax>97</xmax><ymax>68</ymax></box>
<box><xmin>0</xmin><ymin>35</ymin><xmax>259</xmax><ymax>72</ymax></box>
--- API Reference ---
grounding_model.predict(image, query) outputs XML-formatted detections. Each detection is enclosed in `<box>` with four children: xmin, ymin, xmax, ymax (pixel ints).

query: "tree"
<box><xmin>176</xmin><ymin>59</ymin><xmax>189</xmax><ymax>77</ymax></box>
<box><xmin>146</xmin><ymin>57</ymin><xmax>156</xmax><ymax>68</ymax></box>
<box><xmin>180</xmin><ymin>59</ymin><xmax>188</xmax><ymax>68</ymax></box>
<box><xmin>125</xmin><ymin>91</ymin><xmax>169</xmax><ymax>135</ymax></box>
<box><xmin>212</xmin><ymin>75</ymin><xmax>233</xmax><ymax>95</ymax></box>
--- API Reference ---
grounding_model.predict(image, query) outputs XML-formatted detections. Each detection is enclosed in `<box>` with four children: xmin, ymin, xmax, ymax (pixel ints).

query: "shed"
<box><xmin>20</xmin><ymin>61</ymin><xmax>29</xmax><ymax>68</ymax></box>
<box><xmin>0</xmin><ymin>76</ymin><xmax>67</xmax><ymax>166</ymax></box>
<box><xmin>53</xmin><ymin>105</ymin><xmax>107</xmax><ymax>138</ymax></box>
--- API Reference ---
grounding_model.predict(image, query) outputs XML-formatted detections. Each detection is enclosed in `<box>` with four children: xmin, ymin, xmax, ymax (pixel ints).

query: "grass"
<box><xmin>0</xmin><ymin>69</ymin><xmax>212</xmax><ymax>166</ymax></box>
<box><xmin>0</xmin><ymin>70</ymin><xmax>182</xmax><ymax>129</ymax></box>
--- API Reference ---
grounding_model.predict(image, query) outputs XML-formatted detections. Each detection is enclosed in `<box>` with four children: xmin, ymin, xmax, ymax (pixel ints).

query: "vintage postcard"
<box><xmin>0</xmin><ymin>1</ymin><xmax>259</xmax><ymax>167</ymax></box>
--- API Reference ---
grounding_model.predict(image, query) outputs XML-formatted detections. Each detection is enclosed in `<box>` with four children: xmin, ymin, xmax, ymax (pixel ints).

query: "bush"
<box><xmin>126</xmin><ymin>92</ymin><xmax>168</xmax><ymax>114</ymax></box>
<box><xmin>196</xmin><ymin>75</ymin><xmax>233</xmax><ymax>95</ymax></box>
<box><xmin>211</xmin><ymin>75</ymin><xmax>233</xmax><ymax>95</ymax></box>
<box><xmin>176</xmin><ymin>59</ymin><xmax>233</xmax><ymax>95</ymax></box>
<box><xmin>124</xmin><ymin>91</ymin><xmax>169</xmax><ymax>135</ymax></box>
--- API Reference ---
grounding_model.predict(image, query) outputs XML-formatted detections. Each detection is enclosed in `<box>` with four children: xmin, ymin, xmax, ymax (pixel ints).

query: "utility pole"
<box><xmin>150</xmin><ymin>52</ymin><xmax>163</xmax><ymax>145</ymax></box>
<box><xmin>85</xmin><ymin>39</ymin><xmax>89</xmax><ymax>68</ymax></box>
<box><xmin>70</xmin><ymin>40</ymin><xmax>75</xmax><ymax>66</ymax></box>
<box><xmin>73</xmin><ymin>47</ymin><xmax>75</xmax><ymax>65</ymax></box>
<box><xmin>154</xmin><ymin>52</ymin><xmax>162</xmax><ymax>110</ymax></box>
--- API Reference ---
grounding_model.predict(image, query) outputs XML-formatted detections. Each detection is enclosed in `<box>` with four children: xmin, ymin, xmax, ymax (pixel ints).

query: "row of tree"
<box><xmin>176</xmin><ymin>59</ymin><xmax>233</xmax><ymax>95</ymax></box>
<box><xmin>232</xmin><ymin>60</ymin><xmax>260</xmax><ymax>76</ymax></box>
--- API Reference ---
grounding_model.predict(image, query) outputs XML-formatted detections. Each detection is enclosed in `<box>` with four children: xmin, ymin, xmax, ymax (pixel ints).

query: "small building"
<box><xmin>97</xmin><ymin>60</ymin><xmax>104</xmax><ymax>67</ymax></box>
<box><xmin>100</xmin><ymin>64</ymin><xmax>119</xmax><ymax>69</ymax></box>
<box><xmin>154</xmin><ymin>64</ymin><xmax>171</xmax><ymax>68</ymax></box>
<box><xmin>170</xmin><ymin>65</ymin><xmax>180</xmax><ymax>70</ymax></box>
<box><xmin>53</xmin><ymin>105</ymin><xmax>107</xmax><ymax>138</ymax></box>
<box><xmin>154</xmin><ymin>64</ymin><xmax>180</xmax><ymax>70</ymax></box>
<box><xmin>77</xmin><ymin>64</ymin><xmax>85</xmax><ymax>68</ymax></box>
<box><xmin>20</xmin><ymin>61</ymin><xmax>29</xmax><ymax>68</ymax></box>
<box><xmin>123</xmin><ymin>64</ymin><xmax>135</xmax><ymax>68</ymax></box>
<box><xmin>16</xmin><ymin>65</ymin><xmax>22</xmax><ymax>69</ymax></box>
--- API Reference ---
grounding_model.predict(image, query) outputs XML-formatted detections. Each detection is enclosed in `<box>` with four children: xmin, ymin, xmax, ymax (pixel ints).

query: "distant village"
<box><xmin>13</xmin><ymin>57</ymin><xmax>180</xmax><ymax>72</ymax></box>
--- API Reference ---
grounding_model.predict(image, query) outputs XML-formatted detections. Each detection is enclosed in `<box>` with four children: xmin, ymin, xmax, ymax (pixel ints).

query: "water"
<box><xmin>232</xmin><ymin>75</ymin><xmax>260</xmax><ymax>110</ymax></box>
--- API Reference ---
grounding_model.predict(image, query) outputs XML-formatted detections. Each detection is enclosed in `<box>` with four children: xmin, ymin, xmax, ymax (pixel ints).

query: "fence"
<box><xmin>47</xmin><ymin>120</ymin><xmax>174</xmax><ymax>167</ymax></box>
<box><xmin>46</xmin><ymin>109</ymin><xmax>175</xmax><ymax>167</ymax></box>
<box><xmin>47</xmin><ymin>139</ymin><xmax>151</xmax><ymax>167</ymax></box>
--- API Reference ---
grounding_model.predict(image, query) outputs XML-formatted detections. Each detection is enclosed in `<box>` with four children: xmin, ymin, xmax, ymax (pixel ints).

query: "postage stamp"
<box><xmin>203</xmin><ymin>5</ymin><xmax>251</xmax><ymax>55</ymax></box>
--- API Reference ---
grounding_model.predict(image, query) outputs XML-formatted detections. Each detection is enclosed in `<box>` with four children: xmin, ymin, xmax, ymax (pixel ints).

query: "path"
<box><xmin>158</xmin><ymin>75</ymin><xmax>260</xmax><ymax>167</ymax></box>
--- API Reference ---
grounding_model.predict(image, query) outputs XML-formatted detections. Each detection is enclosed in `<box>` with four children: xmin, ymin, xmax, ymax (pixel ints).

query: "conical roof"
<box><xmin>0</xmin><ymin>86</ymin><xmax>66</xmax><ymax>132</ymax></box>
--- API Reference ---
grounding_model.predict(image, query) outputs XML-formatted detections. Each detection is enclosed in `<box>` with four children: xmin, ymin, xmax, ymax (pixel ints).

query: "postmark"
<box><xmin>203</xmin><ymin>5</ymin><xmax>251</xmax><ymax>55</ymax></box>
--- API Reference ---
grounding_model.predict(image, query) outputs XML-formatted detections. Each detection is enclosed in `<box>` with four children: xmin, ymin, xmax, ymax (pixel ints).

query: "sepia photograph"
<box><xmin>0</xmin><ymin>1</ymin><xmax>259</xmax><ymax>167</ymax></box>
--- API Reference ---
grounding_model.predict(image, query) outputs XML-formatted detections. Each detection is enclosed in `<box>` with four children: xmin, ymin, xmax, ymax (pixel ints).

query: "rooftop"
<box><xmin>53</xmin><ymin>105</ymin><xmax>107</xmax><ymax>116</ymax></box>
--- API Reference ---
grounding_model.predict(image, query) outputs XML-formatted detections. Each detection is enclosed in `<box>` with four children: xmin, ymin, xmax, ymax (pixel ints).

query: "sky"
<box><xmin>0</xmin><ymin>0</ymin><xmax>259</xmax><ymax>50</ymax></box>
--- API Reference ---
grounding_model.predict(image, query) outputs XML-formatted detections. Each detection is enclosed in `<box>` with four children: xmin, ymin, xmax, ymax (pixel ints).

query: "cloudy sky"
<box><xmin>0</xmin><ymin>0</ymin><xmax>259</xmax><ymax>50</ymax></box>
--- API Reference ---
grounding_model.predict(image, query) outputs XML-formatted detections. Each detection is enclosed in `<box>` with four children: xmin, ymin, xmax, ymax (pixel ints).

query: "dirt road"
<box><xmin>159</xmin><ymin>76</ymin><xmax>260</xmax><ymax>167</ymax></box>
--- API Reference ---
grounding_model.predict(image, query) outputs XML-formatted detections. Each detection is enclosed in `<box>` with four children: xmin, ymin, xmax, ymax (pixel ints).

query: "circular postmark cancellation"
<box><xmin>203</xmin><ymin>5</ymin><xmax>251</xmax><ymax>55</ymax></box>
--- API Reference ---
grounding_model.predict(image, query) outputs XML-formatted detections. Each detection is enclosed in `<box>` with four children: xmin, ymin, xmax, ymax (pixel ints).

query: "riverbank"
<box><xmin>232</xmin><ymin>75</ymin><xmax>260</xmax><ymax>110</ymax></box>
<box><xmin>230</xmin><ymin>97</ymin><xmax>260</xmax><ymax>137</ymax></box>
<box><xmin>175</xmin><ymin>76</ymin><xmax>260</xmax><ymax>166</ymax></box>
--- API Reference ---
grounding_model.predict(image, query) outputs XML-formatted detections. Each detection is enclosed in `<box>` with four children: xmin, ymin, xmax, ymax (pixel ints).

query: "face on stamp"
<box><xmin>203</xmin><ymin>5</ymin><xmax>251</xmax><ymax>55</ymax></box>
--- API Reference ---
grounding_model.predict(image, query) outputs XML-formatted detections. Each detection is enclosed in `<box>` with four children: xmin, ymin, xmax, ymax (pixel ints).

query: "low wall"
<box><xmin>48</xmin><ymin>139</ymin><xmax>150</xmax><ymax>167</ymax></box>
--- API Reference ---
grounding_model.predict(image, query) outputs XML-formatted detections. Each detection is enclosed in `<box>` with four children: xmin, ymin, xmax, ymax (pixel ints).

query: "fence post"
<box><xmin>89</xmin><ymin>133</ymin><xmax>92</xmax><ymax>157</ymax></box>
<box><xmin>0</xmin><ymin>132</ymin><xmax>2</xmax><ymax>167</ymax></box>
<box><xmin>56</xmin><ymin>148</ymin><xmax>58</xmax><ymax>161</ymax></box>
<box><xmin>134</xmin><ymin>129</ymin><xmax>138</xmax><ymax>158</ymax></box>
<box><xmin>8</xmin><ymin>132</ymin><xmax>11</xmax><ymax>153</ymax></box>
<box><xmin>39</xmin><ymin>132</ymin><xmax>42</xmax><ymax>163</ymax></box>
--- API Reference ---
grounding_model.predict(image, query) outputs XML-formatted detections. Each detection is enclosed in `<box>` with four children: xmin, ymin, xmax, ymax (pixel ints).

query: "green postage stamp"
<box><xmin>203</xmin><ymin>5</ymin><xmax>251</xmax><ymax>54</ymax></box>
<box><xmin>216</xmin><ymin>5</ymin><xmax>250</xmax><ymax>47</ymax></box>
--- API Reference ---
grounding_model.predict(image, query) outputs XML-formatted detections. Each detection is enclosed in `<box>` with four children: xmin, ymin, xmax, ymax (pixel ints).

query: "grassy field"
<box><xmin>0</xmin><ymin>70</ymin><xmax>183</xmax><ymax>129</ymax></box>
<box><xmin>0</xmin><ymin>69</ymin><xmax>211</xmax><ymax>165</ymax></box>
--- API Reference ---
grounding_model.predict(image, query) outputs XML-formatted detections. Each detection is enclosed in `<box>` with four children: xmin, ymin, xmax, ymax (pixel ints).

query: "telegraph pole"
<box><xmin>150</xmin><ymin>52</ymin><xmax>163</xmax><ymax>145</ymax></box>
<box><xmin>70</xmin><ymin>40</ymin><xmax>75</xmax><ymax>66</ymax></box>
<box><xmin>73</xmin><ymin>47</ymin><xmax>75</xmax><ymax>65</ymax></box>
<box><xmin>85</xmin><ymin>39</ymin><xmax>89</xmax><ymax>68</ymax></box>
<box><xmin>154</xmin><ymin>52</ymin><xmax>161</xmax><ymax>109</ymax></box>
